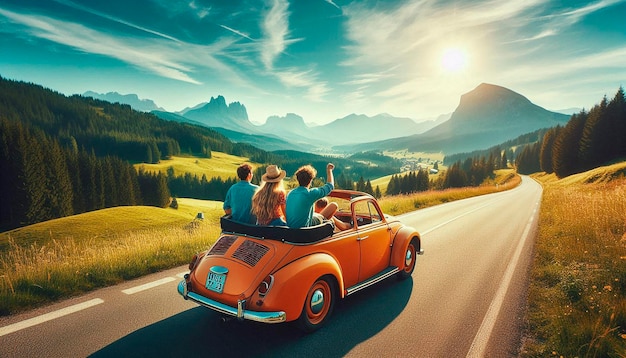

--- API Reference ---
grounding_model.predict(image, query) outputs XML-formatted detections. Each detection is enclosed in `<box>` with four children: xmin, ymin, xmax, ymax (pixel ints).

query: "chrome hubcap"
<box><xmin>310</xmin><ymin>289</ymin><xmax>325</xmax><ymax>314</ymax></box>
<box><xmin>405</xmin><ymin>248</ymin><xmax>413</xmax><ymax>267</ymax></box>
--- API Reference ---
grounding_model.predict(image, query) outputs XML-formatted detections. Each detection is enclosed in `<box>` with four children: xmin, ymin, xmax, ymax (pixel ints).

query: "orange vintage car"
<box><xmin>177</xmin><ymin>189</ymin><xmax>423</xmax><ymax>332</ymax></box>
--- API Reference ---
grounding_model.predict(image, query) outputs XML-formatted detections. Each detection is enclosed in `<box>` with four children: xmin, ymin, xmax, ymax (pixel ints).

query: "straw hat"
<box><xmin>262</xmin><ymin>165</ymin><xmax>286</xmax><ymax>183</ymax></box>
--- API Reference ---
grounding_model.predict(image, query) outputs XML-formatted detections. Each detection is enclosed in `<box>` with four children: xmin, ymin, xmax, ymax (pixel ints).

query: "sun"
<box><xmin>441</xmin><ymin>48</ymin><xmax>468</xmax><ymax>72</ymax></box>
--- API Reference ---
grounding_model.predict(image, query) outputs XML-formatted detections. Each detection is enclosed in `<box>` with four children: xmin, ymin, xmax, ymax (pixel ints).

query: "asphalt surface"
<box><xmin>0</xmin><ymin>176</ymin><xmax>542</xmax><ymax>357</ymax></box>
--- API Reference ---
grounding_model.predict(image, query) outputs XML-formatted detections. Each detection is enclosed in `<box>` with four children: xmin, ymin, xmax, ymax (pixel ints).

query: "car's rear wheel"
<box><xmin>297</xmin><ymin>276</ymin><xmax>336</xmax><ymax>332</ymax></box>
<box><xmin>398</xmin><ymin>238</ymin><xmax>418</xmax><ymax>280</ymax></box>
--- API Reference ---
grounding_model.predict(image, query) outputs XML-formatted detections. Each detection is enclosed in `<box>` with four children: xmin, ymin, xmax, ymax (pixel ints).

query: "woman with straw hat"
<box><xmin>252</xmin><ymin>165</ymin><xmax>287</xmax><ymax>226</ymax></box>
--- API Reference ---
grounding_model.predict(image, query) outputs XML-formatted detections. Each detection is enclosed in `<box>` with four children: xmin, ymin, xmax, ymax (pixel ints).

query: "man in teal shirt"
<box><xmin>223</xmin><ymin>163</ymin><xmax>258</xmax><ymax>224</ymax></box>
<box><xmin>286</xmin><ymin>163</ymin><xmax>335</xmax><ymax>228</ymax></box>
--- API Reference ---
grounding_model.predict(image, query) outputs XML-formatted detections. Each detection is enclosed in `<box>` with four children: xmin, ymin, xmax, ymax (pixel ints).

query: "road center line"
<box><xmin>0</xmin><ymin>298</ymin><xmax>104</xmax><ymax>337</ymax></box>
<box><xmin>122</xmin><ymin>277</ymin><xmax>176</xmax><ymax>295</ymax></box>
<box><xmin>419</xmin><ymin>198</ymin><xmax>504</xmax><ymax>236</ymax></box>
<box><xmin>466</xmin><ymin>201</ymin><xmax>539</xmax><ymax>358</ymax></box>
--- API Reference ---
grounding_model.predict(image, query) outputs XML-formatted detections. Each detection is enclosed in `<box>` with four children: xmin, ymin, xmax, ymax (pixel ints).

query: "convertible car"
<box><xmin>177</xmin><ymin>189</ymin><xmax>423</xmax><ymax>332</ymax></box>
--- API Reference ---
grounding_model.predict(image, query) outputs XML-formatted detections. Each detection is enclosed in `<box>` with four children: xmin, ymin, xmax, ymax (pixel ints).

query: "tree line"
<box><xmin>0</xmin><ymin>118</ymin><xmax>170</xmax><ymax>231</ymax></box>
<box><xmin>385</xmin><ymin>150</ymin><xmax>506</xmax><ymax>196</ymax></box>
<box><xmin>516</xmin><ymin>87</ymin><xmax>626</xmax><ymax>177</ymax></box>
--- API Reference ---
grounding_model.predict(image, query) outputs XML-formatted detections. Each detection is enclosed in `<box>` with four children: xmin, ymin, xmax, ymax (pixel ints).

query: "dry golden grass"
<box><xmin>378</xmin><ymin>169</ymin><xmax>520</xmax><ymax>215</ymax></box>
<box><xmin>523</xmin><ymin>162</ymin><xmax>626</xmax><ymax>357</ymax></box>
<box><xmin>0</xmin><ymin>198</ymin><xmax>223</xmax><ymax>315</ymax></box>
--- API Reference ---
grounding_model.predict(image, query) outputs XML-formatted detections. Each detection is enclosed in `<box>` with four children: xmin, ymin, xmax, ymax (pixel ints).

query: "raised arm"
<box><xmin>326</xmin><ymin>163</ymin><xmax>335</xmax><ymax>187</ymax></box>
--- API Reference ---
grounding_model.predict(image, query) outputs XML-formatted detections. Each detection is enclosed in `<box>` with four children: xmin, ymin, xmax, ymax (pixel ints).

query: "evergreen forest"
<box><xmin>516</xmin><ymin>87</ymin><xmax>626</xmax><ymax>177</ymax></box>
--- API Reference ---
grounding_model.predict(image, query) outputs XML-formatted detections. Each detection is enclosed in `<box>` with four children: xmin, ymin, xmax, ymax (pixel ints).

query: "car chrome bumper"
<box><xmin>177</xmin><ymin>280</ymin><xmax>286</xmax><ymax>324</ymax></box>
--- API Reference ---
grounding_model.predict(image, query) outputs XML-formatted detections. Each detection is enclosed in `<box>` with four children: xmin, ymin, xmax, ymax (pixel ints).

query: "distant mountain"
<box><xmin>178</xmin><ymin>95</ymin><xmax>255</xmax><ymax>134</ymax></box>
<box><xmin>258</xmin><ymin>113</ymin><xmax>330</xmax><ymax>148</ymax></box>
<box><xmin>83</xmin><ymin>91</ymin><xmax>164</xmax><ymax>112</ymax></box>
<box><xmin>553</xmin><ymin>107</ymin><xmax>582</xmax><ymax>115</ymax></box>
<box><xmin>317</xmin><ymin>113</ymin><xmax>442</xmax><ymax>145</ymax></box>
<box><xmin>336</xmin><ymin>83</ymin><xmax>571</xmax><ymax>154</ymax></box>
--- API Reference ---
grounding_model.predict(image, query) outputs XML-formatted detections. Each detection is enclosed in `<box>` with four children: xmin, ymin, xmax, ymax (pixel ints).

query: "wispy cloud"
<box><xmin>0</xmin><ymin>7</ymin><xmax>255</xmax><ymax>87</ymax></box>
<box><xmin>50</xmin><ymin>0</ymin><xmax>182</xmax><ymax>42</ymax></box>
<box><xmin>260</xmin><ymin>0</ymin><xmax>291</xmax><ymax>70</ymax></box>
<box><xmin>220</xmin><ymin>24</ymin><xmax>256</xmax><ymax>41</ymax></box>
<box><xmin>274</xmin><ymin>68</ymin><xmax>330</xmax><ymax>101</ymax></box>
<box><xmin>555</xmin><ymin>0</ymin><xmax>626</xmax><ymax>24</ymax></box>
<box><xmin>188</xmin><ymin>1</ymin><xmax>211</xmax><ymax>19</ymax></box>
<box><xmin>323</xmin><ymin>0</ymin><xmax>341</xmax><ymax>11</ymax></box>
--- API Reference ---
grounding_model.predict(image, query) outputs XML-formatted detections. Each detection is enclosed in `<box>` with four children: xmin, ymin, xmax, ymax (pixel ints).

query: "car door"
<box><xmin>353</xmin><ymin>199</ymin><xmax>392</xmax><ymax>282</ymax></box>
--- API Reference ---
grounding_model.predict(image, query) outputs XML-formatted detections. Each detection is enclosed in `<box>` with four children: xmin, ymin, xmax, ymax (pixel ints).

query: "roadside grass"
<box><xmin>0</xmin><ymin>199</ymin><xmax>222</xmax><ymax>316</ymax></box>
<box><xmin>0</xmin><ymin>169</ymin><xmax>519</xmax><ymax>317</ymax></box>
<box><xmin>134</xmin><ymin>152</ymin><xmax>256</xmax><ymax>178</ymax></box>
<box><xmin>378</xmin><ymin>169</ymin><xmax>520</xmax><ymax>215</ymax></box>
<box><xmin>522</xmin><ymin>162</ymin><xmax>626</xmax><ymax>357</ymax></box>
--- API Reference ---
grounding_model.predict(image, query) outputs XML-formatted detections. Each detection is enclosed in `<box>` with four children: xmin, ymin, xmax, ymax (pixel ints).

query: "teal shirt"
<box><xmin>285</xmin><ymin>183</ymin><xmax>334</xmax><ymax>228</ymax></box>
<box><xmin>223</xmin><ymin>181</ymin><xmax>258</xmax><ymax>224</ymax></box>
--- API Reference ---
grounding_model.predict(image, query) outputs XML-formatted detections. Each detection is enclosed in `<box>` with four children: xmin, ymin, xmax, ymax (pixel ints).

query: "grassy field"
<box><xmin>134</xmin><ymin>152</ymin><xmax>256</xmax><ymax>178</ymax></box>
<box><xmin>522</xmin><ymin>162</ymin><xmax>626</xmax><ymax>357</ymax></box>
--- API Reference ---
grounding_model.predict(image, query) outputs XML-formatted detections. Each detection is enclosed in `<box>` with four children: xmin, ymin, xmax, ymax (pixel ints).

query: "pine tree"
<box><xmin>416</xmin><ymin>169</ymin><xmax>429</xmax><ymax>192</ymax></box>
<box><xmin>579</xmin><ymin>98</ymin><xmax>609</xmax><ymax>171</ymax></box>
<box><xmin>540</xmin><ymin>127</ymin><xmax>559</xmax><ymax>174</ymax></box>
<box><xmin>364</xmin><ymin>179</ymin><xmax>374</xmax><ymax>195</ymax></box>
<box><xmin>356</xmin><ymin>176</ymin><xmax>366</xmax><ymax>192</ymax></box>
<box><xmin>607</xmin><ymin>87</ymin><xmax>626</xmax><ymax>159</ymax></box>
<box><xmin>553</xmin><ymin>112</ymin><xmax>587</xmax><ymax>178</ymax></box>
<box><xmin>46</xmin><ymin>139</ymin><xmax>74</xmax><ymax>218</ymax></box>
<box><xmin>386</xmin><ymin>174</ymin><xmax>397</xmax><ymax>196</ymax></box>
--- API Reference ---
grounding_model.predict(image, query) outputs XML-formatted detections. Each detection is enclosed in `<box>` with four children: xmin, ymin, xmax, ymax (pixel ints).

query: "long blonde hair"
<box><xmin>251</xmin><ymin>181</ymin><xmax>285</xmax><ymax>225</ymax></box>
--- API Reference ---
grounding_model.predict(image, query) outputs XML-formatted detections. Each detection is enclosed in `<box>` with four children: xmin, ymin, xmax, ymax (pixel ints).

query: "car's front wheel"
<box><xmin>297</xmin><ymin>276</ymin><xmax>336</xmax><ymax>332</ymax></box>
<box><xmin>398</xmin><ymin>238</ymin><xmax>419</xmax><ymax>280</ymax></box>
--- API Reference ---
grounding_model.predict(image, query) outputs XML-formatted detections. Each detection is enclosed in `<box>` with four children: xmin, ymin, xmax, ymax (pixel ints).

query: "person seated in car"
<box><xmin>252</xmin><ymin>165</ymin><xmax>287</xmax><ymax>226</ymax></box>
<box><xmin>313</xmin><ymin>198</ymin><xmax>352</xmax><ymax>231</ymax></box>
<box><xmin>286</xmin><ymin>163</ymin><xmax>335</xmax><ymax>228</ymax></box>
<box><xmin>223</xmin><ymin>163</ymin><xmax>258</xmax><ymax>224</ymax></box>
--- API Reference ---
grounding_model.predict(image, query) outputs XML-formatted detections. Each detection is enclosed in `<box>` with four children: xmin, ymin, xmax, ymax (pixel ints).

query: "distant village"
<box><xmin>400</xmin><ymin>158</ymin><xmax>439</xmax><ymax>174</ymax></box>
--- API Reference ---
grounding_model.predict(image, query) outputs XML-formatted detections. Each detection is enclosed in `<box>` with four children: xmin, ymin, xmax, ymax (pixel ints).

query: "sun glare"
<box><xmin>441</xmin><ymin>48</ymin><xmax>468</xmax><ymax>72</ymax></box>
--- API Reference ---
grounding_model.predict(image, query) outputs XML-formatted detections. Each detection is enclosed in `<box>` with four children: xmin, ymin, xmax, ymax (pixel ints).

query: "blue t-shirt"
<box><xmin>285</xmin><ymin>183</ymin><xmax>334</xmax><ymax>228</ymax></box>
<box><xmin>223</xmin><ymin>181</ymin><xmax>259</xmax><ymax>224</ymax></box>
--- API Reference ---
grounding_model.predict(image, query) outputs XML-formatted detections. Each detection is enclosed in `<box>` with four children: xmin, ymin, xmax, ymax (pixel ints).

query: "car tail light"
<box><xmin>257</xmin><ymin>275</ymin><xmax>274</xmax><ymax>297</ymax></box>
<box><xmin>188</xmin><ymin>254</ymin><xmax>199</xmax><ymax>271</ymax></box>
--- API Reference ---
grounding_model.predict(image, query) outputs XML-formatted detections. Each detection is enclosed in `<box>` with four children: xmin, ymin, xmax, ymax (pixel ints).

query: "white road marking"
<box><xmin>176</xmin><ymin>271</ymin><xmax>188</xmax><ymax>278</ymax></box>
<box><xmin>121</xmin><ymin>277</ymin><xmax>176</xmax><ymax>295</ymax></box>
<box><xmin>466</xmin><ymin>202</ymin><xmax>539</xmax><ymax>357</ymax></box>
<box><xmin>0</xmin><ymin>298</ymin><xmax>104</xmax><ymax>337</ymax></box>
<box><xmin>419</xmin><ymin>198</ymin><xmax>504</xmax><ymax>236</ymax></box>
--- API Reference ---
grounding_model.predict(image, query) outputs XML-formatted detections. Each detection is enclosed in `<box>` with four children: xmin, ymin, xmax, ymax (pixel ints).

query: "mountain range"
<box><xmin>84</xmin><ymin>91</ymin><xmax>165</xmax><ymax>112</ymax></box>
<box><xmin>85</xmin><ymin>83</ymin><xmax>572</xmax><ymax>155</ymax></box>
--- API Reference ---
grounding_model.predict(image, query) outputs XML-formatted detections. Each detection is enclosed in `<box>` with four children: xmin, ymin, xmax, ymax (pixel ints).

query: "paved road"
<box><xmin>0</xmin><ymin>176</ymin><xmax>542</xmax><ymax>357</ymax></box>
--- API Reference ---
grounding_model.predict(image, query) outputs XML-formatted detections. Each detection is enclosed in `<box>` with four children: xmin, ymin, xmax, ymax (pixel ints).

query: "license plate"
<box><xmin>205</xmin><ymin>266</ymin><xmax>228</xmax><ymax>293</ymax></box>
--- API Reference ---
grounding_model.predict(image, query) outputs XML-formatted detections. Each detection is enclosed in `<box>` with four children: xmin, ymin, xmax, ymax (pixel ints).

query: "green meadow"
<box><xmin>134</xmin><ymin>152</ymin><xmax>258</xmax><ymax>178</ymax></box>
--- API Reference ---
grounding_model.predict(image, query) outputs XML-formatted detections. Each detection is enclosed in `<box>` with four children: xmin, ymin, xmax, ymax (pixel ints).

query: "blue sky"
<box><xmin>1</xmin><ymin>0</ymin><xmax>625</xmax><ymax>125</ymax></box>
